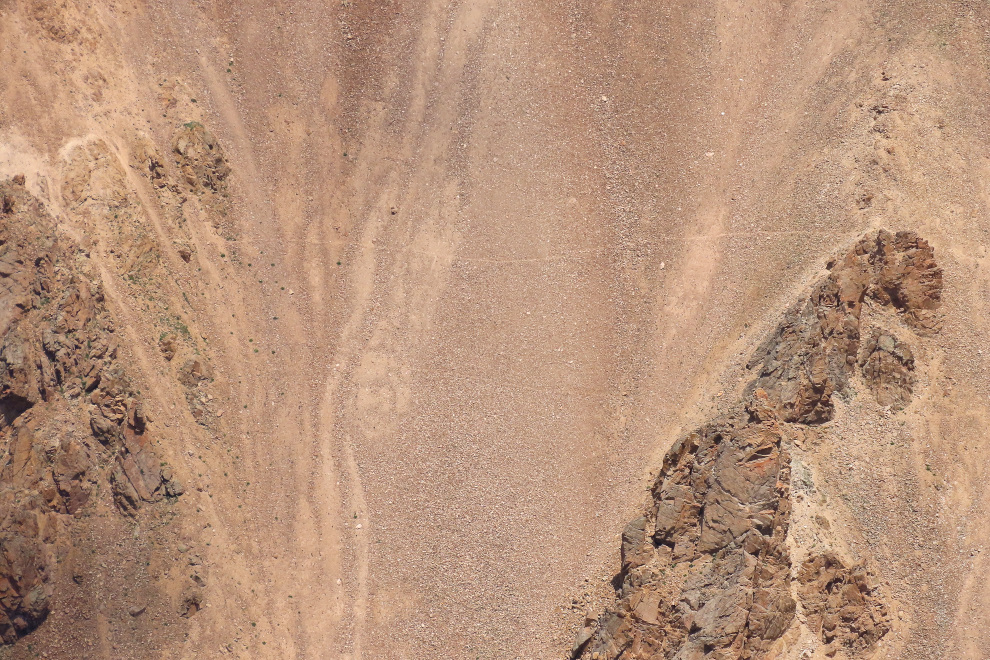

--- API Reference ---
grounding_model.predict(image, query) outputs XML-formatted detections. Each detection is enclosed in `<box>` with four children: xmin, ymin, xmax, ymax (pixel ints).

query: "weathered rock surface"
<box><xmin>0</xmin><ymin>487</ymin><xmax>55</xmax><ymax>644</ymax></box>
<box><xmin>859</xmin><ymin>330</ymin><xmax>914</xmax><ymax>408</ymax></box>
<box><xmin>581</xmin><ymin>231</ymin><xmax>942</xmax><ymax>659</ymax></box>
<box><xmin>0</xmin><ymin>178</ymin><xmax>181</xmax><ymax>644</ymax></box>
<box><xmin>587</xmin><ymin>398</ymin><xmax>793</xmax><ymax>660</ymax></box>
<box><xmin>797</xmin><ymin>553</ymin><xmax>890</xmax><ymax>657</ymax></box>
<box><xmin>745</xmin><ymin>230</ymin><xmax>941</xmax><ymax>424</ymax></box>
<box><xmin>173</xmin><ymin>122</ymin><xmax>230</xmax><ymax>194</ymax></box>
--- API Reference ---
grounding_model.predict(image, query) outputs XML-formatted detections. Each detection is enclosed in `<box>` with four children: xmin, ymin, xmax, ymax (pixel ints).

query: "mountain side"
<box><xmin>578</xmin><ymin>230</ymin><xmax>941</xmax><ymax>659</ymax></box>
<box><xmin>1</xmin><ymin>1</ymin><xmax>990</xmax><ymax>659</ymax></box>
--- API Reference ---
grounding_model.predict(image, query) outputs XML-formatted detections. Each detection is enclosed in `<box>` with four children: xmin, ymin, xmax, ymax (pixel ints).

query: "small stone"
<box><xmin>572</xmin><ymin>625</ymin><xmax>594</xmax><ymax>656</ymax></box>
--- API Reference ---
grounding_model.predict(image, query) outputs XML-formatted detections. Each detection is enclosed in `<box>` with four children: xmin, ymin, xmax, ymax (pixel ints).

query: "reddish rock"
<box><xmin>172</xmin><ymin>122</ymin><xmax>230</xmax><ymax>194</ymax></box>
<box><xmin>0</xmin><ymin>490</ymin><xmax>55</xmax><ymax>644</ymax></box>
<box><xmin>0</xmin><ymin>178</ymin><xmax>183</xmax><ymax>644</ymax></box>
<box><xmin>746</xmin><ymin>230</ymin><xmax>941</xmax><ymax>423</ymax></box>
<box><xmin>586</xmin><ymin>404</ymin><xmax>794</xmax><ymax>660</ymax></box>
<box><xmin>859</xmin><ymin>330</ymin><xmax>915</xmax><ymax>408</ymax></box>
<box><xmin>583</xmin><ymin>231</ymin><xmax>941</xmax><ymax>659</ymax></box>
<box><xmin>797</xmin><ymin>553</ymin><xmax>890</xmax><ymax>656</ymax></box>
<box><xmin>52</xmin><ymin>438</ymin><xmax>94</xmax><ymax>515</ymax></box>
<box><xmin>177</xmin><ymin>357</ymin><xmax>210</xmax><ymax>387</ymax></box>
<box><xmin>158</xmin><ymin>332</ymin><xmax>178</xmax><ymax>361</ymax></box>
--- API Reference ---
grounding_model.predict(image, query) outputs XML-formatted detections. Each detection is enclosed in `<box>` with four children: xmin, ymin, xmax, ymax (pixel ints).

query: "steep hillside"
<box><xmin>1</xmin><ymin>1</ymin><xmax>990</xmax><ymax>659</ymax></box>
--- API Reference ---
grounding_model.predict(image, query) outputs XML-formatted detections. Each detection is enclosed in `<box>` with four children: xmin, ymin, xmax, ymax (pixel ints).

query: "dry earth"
<box><xmin>1</xmin><ymin>1</ymin><xmax>990</xmax><ymax>659</ymax></box>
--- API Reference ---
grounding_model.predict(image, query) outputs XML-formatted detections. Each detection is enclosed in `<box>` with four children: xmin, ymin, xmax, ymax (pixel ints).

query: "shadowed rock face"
<box><xmin>0</xmin><ymin>486</ymin><xmax>55</xmax><ymax>644</ymax></box>
<box><xmin>594</xmin><ymin>400</ymin><xmax>793</xmax><ymax>659</ymax></box>
<box><xmin>0</xmin><ymin>179</ymin><xmax>182</xmax><ymax>644</ymax></box>
<box><xmin>578</xmin><ymin>231</ymin><xmax>941</xmax><ymax>660</ymax></box>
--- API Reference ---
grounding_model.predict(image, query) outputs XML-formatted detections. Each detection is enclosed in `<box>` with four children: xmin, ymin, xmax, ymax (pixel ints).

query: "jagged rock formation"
<box><xmin>0</xmin><ymin>177</ymin><xmax>181</xmax><ymax>644</ymax></box>
<box><xmin>858</xmin><ymin>331</ymin><xmax>914</xmax><ymax>408</ymax></box>
<box><xmin>578</xmin><ymin>231</ymin><xmax>941</xmax><ymax>660</ymax></box>
<box><xmin>598</xmin><ymin>397</ymin><xmax>794</xmax><ymax>659</ymax></box>
<box><xmin>0</xmin><ymin>475</ymin><xmax>55</xmax><ymax>645</ymax></box>
<box><xmin>797</xmin><ymin>554</ymin><xmax>889</xmax><ymax>656</ymax></box>
<box><xmin>172</xmin><ymin>122</ymin><xmax>230</xmax><ymax>197</ymax></box>
<box><xmin>744</xmin><ymin>231</ymin><xmax>941</xmax><ymax>424</ymax></box>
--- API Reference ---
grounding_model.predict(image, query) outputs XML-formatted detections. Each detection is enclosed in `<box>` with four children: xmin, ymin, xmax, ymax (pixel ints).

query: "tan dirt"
<box><xmin>2</xmin><ymin>1</ymin><xmax>990</xmax><ymax>659</ymax></box>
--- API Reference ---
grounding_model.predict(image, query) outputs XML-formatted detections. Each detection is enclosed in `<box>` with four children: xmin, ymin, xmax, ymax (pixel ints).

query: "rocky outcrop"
<box><xmin>591</xmin><ymin>397</ymin><xmax>794</xmax><ymax>659</ymax></box>
<box><xmin>0</xmin><ymin>488</ymin><xmax>56</xmax><ymax>644</ymax></box>
<box><xmin>858</xmin><ymin>330</ymin><xmax>914</xmax><ymax>408</ymax></box>
<box><xmin>0</xmin><ymin>177</ymin><xmax>182</xmax><ymax>644</ymax></box>
<box><xmin>797</xmin><ymin>553</ymin><xmax>890</xmax><ymax>656</ymax></box>
<box><xmin>173</xmin><ymin>122</ymin><xmax>230</xmax><ymax>195</ymax></box>
<box><xmin>579</xmin><ymin>231</ymin><xmax>942</xmax><ymax>660</ymax></box>
<box><xmin>110</xmin><ymin>409</ymin><xmax>184</xmax><ymax>514</ymax></box>
<box><xmin>745</xmin><ymin>230</ymin><xmax>941</xmax><ymax>424</ymax></box>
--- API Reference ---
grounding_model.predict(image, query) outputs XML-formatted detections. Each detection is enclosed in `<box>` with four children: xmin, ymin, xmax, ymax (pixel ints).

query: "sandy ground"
<box><xmin>3</xmin><ymin>0</ymin><xmax>990</xmax><ymax>658</ymax></box>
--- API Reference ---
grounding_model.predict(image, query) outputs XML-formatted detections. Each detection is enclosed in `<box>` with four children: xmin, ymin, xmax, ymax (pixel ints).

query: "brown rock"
<box><xmin>583</xmin><ymin>231</ymin><xmax>941</xmax><ymax>658</ymax></box>
<box><xmin>112</xmin><ymin>433</ymin><xmax>161</xmax><ymax>512</ymax></box>
<box><xmin>172</xmin><ymin>122</ymin><xmax>231</xmax><ymax>194</ymax></box>
<box><xmin>180</xmin><ymin>588</ymin><xmax>202</xmax><ymax>618</ymax></box>
<box><xmin>110</xmin><ymin>425</ymin><xmax>180</xmax><ymax>514</ymax></box>
<box><xmin>746</xmin><ymin>230</ymin><xmax>942</xmax><ymax>422</ymax></box>
<box><xmin>0</xmin><ymin>490</ymin><xmax>54</xmax><ymax>644</ymax></box>
<box><xmin>859</xmin><ymin>330</ymin><xmax>915</xmax><ymax>408</ymax></box>
<box><xmin>159</xmin><ymin>332</ymin><xmax>178</xmax><ymax>361</ymax></box>
<box><xmin>587</xmin><ymin>406</ymin><xmax>795</xmax><ymax>659</ymax></box>
<box><xmin>620</xmin><ymin>517</ymin><xmax>653</xmax><ymax>572</ymax></box>
<box><xmin>52</xmin><ymin>437</ymin><xmax>94</xmax><ymax>515</ymax></box>
<box><xmin>797</xmin><ymin>553</ymin><xmax>890</xmax><ymax>655</ymax></box>
<box><xmin>0</xmin><ymin>331</ymin><xmax>41</xmax><ymax>426</ymax></box>
<box><xmin>0</xmin><ymin>178</ymin><xmax>184</xmax><ymax>642</ymax></box>
<box><xmin>89</xmin><ymin>409</ymin><xmax>120</xmax><ymax>445</ymax></box>
<box><xmin>871</xmin><ymin>230</ymin><xmax>943</xmax><ymax>331</ymax></box>
<box><xmin>177</xmin><ymin>357</ymin><xmax>210</xmax><ymax>387</ymax></box>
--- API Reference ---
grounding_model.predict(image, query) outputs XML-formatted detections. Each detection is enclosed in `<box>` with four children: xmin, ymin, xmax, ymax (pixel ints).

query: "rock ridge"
<box><xmin>577</xmin><ymin>230</ymin><xmax>942</xmax><ymax>660</ymax></box>
<box><xmin>0</xmin><ymin>178</ymin><xmax>182</xmax><ymax>644</ymax></box>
